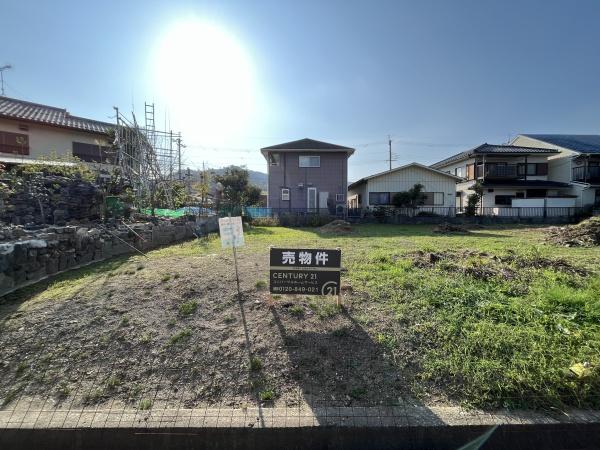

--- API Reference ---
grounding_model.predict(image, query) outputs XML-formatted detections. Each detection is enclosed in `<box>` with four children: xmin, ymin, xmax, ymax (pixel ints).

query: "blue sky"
<box><xmin>1</xmin><ymin>0</ymin><xmax>599</xmax><ymax>181</ymax></box>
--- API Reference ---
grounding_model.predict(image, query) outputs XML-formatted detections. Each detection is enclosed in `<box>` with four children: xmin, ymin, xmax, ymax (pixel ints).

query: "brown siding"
<box><xmin>267</xmin><ymin>151</ymin><xmax>348</xmax><ymax>210</ymax></box>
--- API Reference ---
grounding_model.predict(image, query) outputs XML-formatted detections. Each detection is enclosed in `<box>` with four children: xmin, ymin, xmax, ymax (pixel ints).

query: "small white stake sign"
<box><xmin>218</xmin><ymin>216</ymin><xmax>245</xmax><ymax>248</ymax></box>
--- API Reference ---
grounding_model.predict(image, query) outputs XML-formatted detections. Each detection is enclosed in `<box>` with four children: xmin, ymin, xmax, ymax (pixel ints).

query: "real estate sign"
<box><xmin>269</xmin><ymin>248</ymin><xmax>341</xmax><ymax>295</ymax></box>
<box><xmin>218</xmin><ymin>216</ymin><xmax>245</xmax><ymax>248</ymax></box>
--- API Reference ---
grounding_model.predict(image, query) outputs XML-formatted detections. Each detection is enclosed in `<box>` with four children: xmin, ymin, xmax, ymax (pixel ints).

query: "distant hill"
<box><xmin>187</xmin><ymin>165</ymin><xmax>268</xmax><ymax>191</ymax></box>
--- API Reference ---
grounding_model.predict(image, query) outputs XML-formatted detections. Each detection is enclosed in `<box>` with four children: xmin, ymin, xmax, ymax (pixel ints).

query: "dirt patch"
<box><xmin>319</xmin><ymin>220</ymin><xmax>353</xmax><ymax>234</ymax></box>
<box><xmin>0</xmin><ymin>248</ymin><xmax>413</xmax><ymax>410</ymax></box>
<box><xmin>547</xmin><ymin>217</ymin><xmax>600</xmax><ymax>247</ymax></box>
<box><xmin>410</xmin><ymin>249</ymin><xmax>588</xmax><ymax>280</ymax></box>
<box><xmin>432</xmin><ymin>223</ymin><xmax>471</xmax><ymax>234</ymax></box>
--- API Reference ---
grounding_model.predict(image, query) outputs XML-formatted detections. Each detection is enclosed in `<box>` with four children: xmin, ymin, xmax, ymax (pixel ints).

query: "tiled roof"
<box><xmin>261</xmin><ymin>138</ymin><xmax>354</xmax><ymax>151</ymax></box>
<box><xmin>430</xmin><ymin>143</ymin><xmax>559</xmax><ymax>169</ymax></box>
<box><xmin>348</xmin><ymin>162</ymin><xmax>461</xmax><ymax>189</ymax></box>
<box><xmin>0</xmin><ymin>96</ymin><xmax>113</xmax><ymax>134</ymax></box>
<box><xmin>521</xmin><ymin>134</ymin><xmax>600</xmax><ymax>154</ymax></box>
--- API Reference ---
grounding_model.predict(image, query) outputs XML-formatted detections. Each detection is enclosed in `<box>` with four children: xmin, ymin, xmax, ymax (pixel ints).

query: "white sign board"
<box><xmin>218</xmin><ymin>216</ymin><xmax>245</xmax><ymax>248</ymax></box>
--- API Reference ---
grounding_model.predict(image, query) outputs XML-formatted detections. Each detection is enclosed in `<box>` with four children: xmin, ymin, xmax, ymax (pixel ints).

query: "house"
<box><xmin>510</xmin><ymin>135</ymin><xmax>600</xmax><ymax>208</ymax></box>
<box><xmin>347</xmin><ymin>162</ymin><xmax>461</xmax><ymax>214</ymax></box>
<box><xmin>430</xmin><ymin>143</ymin><xmax>575</xmax><ymax>214</ymax></box>
<box><xmin>260</xmin><ymin>138</ymin><xmax>354</xmax><ymax>214</ymax></box>
<box><xmin>0</xmin><ymin>96</ymin><xmax>114</xmax><ymax>167</ymax></box>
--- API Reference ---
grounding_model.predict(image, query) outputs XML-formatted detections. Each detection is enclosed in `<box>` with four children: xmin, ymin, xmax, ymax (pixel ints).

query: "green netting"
<box><xmin>141</xmin><ymin>208</ymin><xmax>186</xmax><ymax>218</ymax></box>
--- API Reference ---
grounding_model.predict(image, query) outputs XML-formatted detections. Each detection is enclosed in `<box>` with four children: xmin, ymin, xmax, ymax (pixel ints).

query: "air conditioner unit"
<box><xmin>298</xmin><ymin>182</ymin><xmax>304</xmax><ymax>189</ymax></box>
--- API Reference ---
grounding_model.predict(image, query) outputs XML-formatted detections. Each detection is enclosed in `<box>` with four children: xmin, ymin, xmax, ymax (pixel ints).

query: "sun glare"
<box><xmin>154</xmin><ymin>20</ymin><xmax>256</xmax><ymax>142</ymax></box>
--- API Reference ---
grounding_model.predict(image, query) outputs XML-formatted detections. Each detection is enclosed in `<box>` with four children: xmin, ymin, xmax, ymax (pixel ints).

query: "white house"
<box><xmin>430</xmin><ymin>143</ymin><xmax>576</xmax><ymax>215</ymax></box>
<box><xmin>0</xmin><ymin>96</ymin><xmax>114</xmax><ymax>168</ymax></box>
<box><xmin>347</xmin><ymin>162</ymin><xmax>461</xmax><ymax>215</ymax></box>
<box><xmin>510</xmin><ymin>135</ymin><xmax>600</xmax><ymax>208</ymax></box>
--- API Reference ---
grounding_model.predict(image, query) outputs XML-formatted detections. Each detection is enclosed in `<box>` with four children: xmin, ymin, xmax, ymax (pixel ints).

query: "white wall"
<box><xmin>511</xmin><ymin>135</ymin><xmax>575</xmax><ymax>183</ymax></box>
<box><xmin>362</xmin><ymin>165</ymin><xmax>456</xmax><ymax>206</ymax></box>
<box><xmin>0</xmin><ymin>118</ymin><xmax>109</xmax><ymax>160</ymax></box>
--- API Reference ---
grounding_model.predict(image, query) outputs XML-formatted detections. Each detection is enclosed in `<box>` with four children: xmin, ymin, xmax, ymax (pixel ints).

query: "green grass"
<box><xmin>249</xmin><ymin>356</ymin><xmax>262</xmax><ymax>371</ymax></box>
<box><xmin>167</xmin><ymin>329</ymin><xmax>192</xmax><ymax>346</ymax></box>
<box><xmin>259</xmin><ymin>389</ymin><xmax>275</xmax><ymax>402</ymax></box>
<box><xmin>138</xmin><ymin>398</ymin><xmax>153</xmax><ymax>410</ymax></box>
<box><xmin>7</xmin><ymin>224</ymin><xmax>599</xmax><ymax>409</ymax></box>
<box><xmin>179</xmin><ymin>300</ymin><xmax>199</xmax><ymax>315</ymax></box>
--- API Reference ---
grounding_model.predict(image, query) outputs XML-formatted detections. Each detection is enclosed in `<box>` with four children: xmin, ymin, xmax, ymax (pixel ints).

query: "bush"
<box><xmin>278</xmin><ymin>213</ymin><xmax>333</xmax><ymax>227</ymax></box>
<box><xmin>251</xmin><ymin>216</ymin><xmax>280</xmax><ymax>226</ymax></box>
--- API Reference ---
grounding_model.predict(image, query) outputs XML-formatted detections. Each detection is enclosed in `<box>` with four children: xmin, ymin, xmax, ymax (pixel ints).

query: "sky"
<box><xmin>1</xmin><ymin>0</ymin><xmax>600</xmax><ymax>181</ymax></box>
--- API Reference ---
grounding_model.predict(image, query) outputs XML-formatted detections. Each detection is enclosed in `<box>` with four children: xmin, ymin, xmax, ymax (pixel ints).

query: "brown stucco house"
<box><xmin>260</xmin><ymin>138</ymin><xmax>355</xmax><ymax>213</ymax></box>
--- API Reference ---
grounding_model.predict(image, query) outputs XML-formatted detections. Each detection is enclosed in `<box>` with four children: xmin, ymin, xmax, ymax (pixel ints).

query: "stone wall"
<box><xmin>0</xmin><ymin>174</ymin><xmax>102</xmax><ymax>226</ymax></box>
<box><xmin>0</xmin><ymin>216</ymin><xmax>218</xmax><ymax>297</ymax></box>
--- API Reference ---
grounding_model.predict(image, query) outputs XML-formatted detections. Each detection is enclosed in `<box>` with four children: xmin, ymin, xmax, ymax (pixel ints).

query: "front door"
<box><xmin>307</xmin><ymin>187</ymin><xmax>317</xmax><ymax>211</ymax></box>
<box><xmin>319</xmin><ymin>191</ymin><xmax>329</xmax><ymax>212</ymax></box>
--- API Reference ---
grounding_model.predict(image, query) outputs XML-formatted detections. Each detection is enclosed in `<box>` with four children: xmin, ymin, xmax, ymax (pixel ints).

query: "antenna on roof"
<box><xmin>0</xmin><ymin>64</ymin><xmax>13</xmax><ymax>96</ymax></box>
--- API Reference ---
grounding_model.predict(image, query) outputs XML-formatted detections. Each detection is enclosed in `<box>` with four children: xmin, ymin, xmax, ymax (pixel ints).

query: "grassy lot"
<box><xmin>2</xmin><ymin>224</ymin><xmax>599</xmax><ymax>410</ymax></box>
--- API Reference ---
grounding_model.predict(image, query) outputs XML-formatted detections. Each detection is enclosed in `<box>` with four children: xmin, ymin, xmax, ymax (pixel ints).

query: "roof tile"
<box><xmin>0</xmin><ymin>96</ymin><xmax>113</xmax><ymax>134</ymax></box>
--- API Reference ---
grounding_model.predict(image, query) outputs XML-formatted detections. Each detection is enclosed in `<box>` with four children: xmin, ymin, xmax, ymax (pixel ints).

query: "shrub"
<box><xmin>252</xmin><ymin>216</ymin><xmax>280</xmax><ymax>226</ymax></box>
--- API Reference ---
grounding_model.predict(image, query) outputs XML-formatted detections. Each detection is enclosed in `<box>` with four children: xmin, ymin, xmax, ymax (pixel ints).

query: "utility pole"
<box><xmin>0</xmin><ymin>64</ymin><xmax>13</xmax><ymax>96</ymax></box>
<box><xmin>177</xmin><ymin>134</ymin><xmax>182</xmax><ymax>180</ymax></box>
<box><xmin>388</xmin><ymin>135</ymin><xmax>392</xmax><ymax>171</ymax></box>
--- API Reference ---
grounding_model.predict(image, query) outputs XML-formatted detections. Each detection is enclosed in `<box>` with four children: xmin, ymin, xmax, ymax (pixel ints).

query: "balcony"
<box><xmin>480</xmin><ymin>164</ymin><xmax>519</xmax><ymax>179</ymax></box>
<box><xmin>572</xmin><ymin>166</ymin><xmax>600</xmax><ymax>183</ymax></box>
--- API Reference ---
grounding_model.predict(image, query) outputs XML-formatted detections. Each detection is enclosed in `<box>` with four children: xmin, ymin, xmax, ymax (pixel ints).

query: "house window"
<box><xmin>495</xmin><ymin>195</ymin><xmax>514</xmax><ymax>205</ymax></box>
<box><xmin>299</xmin><ymin>155</ymin><xmax>320</xmax><ymax>168</ymax></box>
<box><xmin>518</xmin><ymin>163</ymin><xmax>548</xmax><ymax>176</ymax></box>
<box><xmin>369</xmin><ymin>192</ymin><xmax>390</xmax><ymax>205</ymax></box>
<box><xmin>454</xmin><ymin>167</ymin><xmax>463</xmax><ymax>177</ymax></box>
<box><xmin>0</xmin><ymin>130</ymin><xmax>29</xmax><ymax>155</ymax></box>
<box><xmin>269</xmin><ymin>153</ymin><xmax>280</xmax><ymax>166</ymax></box>
<box><xmin>422</xmin><ymin>192</ymin><xmax>444</xmax><ymax>206</ymax></box>
<box><xmin>335</xmin><ymin>193</ymin><xmax>345</xmax><ymax>203</ymax></box>
<box><xmin>281</xmin><ymin>188</ymin><xmax>290</xmax><ymax>201</ymax></box>
<box><xmin>466</xmin><ymin>164</ymin><xmax>475</xmax><ymax>180</ymax></box>
<box><xmin>72</xmin><ymin>142</ymin><xmax>112</xmax><ymax>163</ymax></box>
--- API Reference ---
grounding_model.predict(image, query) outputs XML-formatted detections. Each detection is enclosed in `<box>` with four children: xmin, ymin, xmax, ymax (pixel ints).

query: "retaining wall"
<box><xmin>0</xmin><ymin>216</ymin><xmax>218</xmax><ymax>297</ymax></box>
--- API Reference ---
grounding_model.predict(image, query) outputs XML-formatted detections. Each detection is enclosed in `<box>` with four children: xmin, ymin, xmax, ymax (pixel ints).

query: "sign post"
<box><xmin>218</xmin><ymin>216</ymin><xmax>245</xmax><ymax>300</ymax></box>
<box><xmin>269</xmin><ymin>248</ymin><xmax>342</xmax><ymax>306</ymax></box>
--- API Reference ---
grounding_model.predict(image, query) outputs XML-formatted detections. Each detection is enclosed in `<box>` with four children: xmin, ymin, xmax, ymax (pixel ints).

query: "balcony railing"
<box><xmin>572</xmin><ymin>166</ymin><xmax>600</xmax><ymax>183</ymax></box>
<box><xmin>484</xmin><ymin>164</ymin><xmax>518</xmax><ymax>178</ymax></box>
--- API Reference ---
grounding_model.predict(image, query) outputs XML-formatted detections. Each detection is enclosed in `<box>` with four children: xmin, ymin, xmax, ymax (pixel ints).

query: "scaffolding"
<box><xmin>112</xmin><ymin>103</ymin><xmax>184</xmax><ymax>209</ymax></box>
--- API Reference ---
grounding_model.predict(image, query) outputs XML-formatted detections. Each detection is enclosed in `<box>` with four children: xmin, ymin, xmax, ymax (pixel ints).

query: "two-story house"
<box><xmin>260</xmin><ymin>138</ymin><xmax>355</xmax><ymax>214</ymax></box>
<box><xmin>510</xmin><ymin>135</ymin><xmax>600</xmax><ymax>208</ymax></box>
<box><xmin>430</xmin><ymin>143</ymin><xmax>574</xmax><ymax>212</ymax></box>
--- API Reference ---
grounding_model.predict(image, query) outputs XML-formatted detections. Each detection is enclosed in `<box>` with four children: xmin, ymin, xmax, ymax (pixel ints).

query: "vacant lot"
<box><xmin>0</xmin><ymin>224</ymin><xmax>598</xmax><ymax>412</ymax></box>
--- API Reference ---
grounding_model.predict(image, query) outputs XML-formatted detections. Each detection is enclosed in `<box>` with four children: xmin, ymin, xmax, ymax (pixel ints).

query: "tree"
<box><xmin>214</xmin><ymin>167</ymin><xmax>262</xmax><ymax>208</ymax></box>
<box><xmin>465</xmin><ymin>182</ymin><xmax>483</xmax><ymax>216</ymax></box>
<box><xmin>392</xmin><ymin>183</ymin><xmax>426</xmax><ymax>208</ymax></box>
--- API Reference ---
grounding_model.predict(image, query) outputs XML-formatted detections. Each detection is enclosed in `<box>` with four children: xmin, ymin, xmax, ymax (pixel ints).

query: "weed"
<box><xmin>289</xmin><ymin>305</ymin><xmax>304</xmax><ymax>317</ymax></box>
<box><xmin>120</xmin><ymin>316</ymin><xmax>130</xmax><ymax>327</ymax></box>
<box><xmin>308</xmin><ymin>299</ymin><xmax>339</xmax><ymax>320</ymax></box>
<box><xmin>1</xmin><ymin>388</ymin><xmax>20</xmax><ymax>407</ymax></box>
<box><xmin>168</xmin><ymin>329</ymin><xmax>192</xmax><ymax>346</ymax></box>
<box><xmin>223</xmin><ymin>314</ymin><xmax>236</xmax><ymax>324</ymax></box>
<box><xmin>128</xmin><ymin>384</ymin><xmax>143</xmax><ymax>400</ymax></box>
<box><xmin>138</xmin><ymin>398</ymin><xmax>153</xmax><ymax>410</ymax></box>
<box><xmin>179</xmin><ymin>300</ymin><xmax>198</xmax><ymax>316</ymax></box>
<box><xmin>259</xmin><ymin>389</ymin><xmax>275</xmax><ymax>402</ymax></box>
<box><xmin>56</xmin><ymin>381</ymin><xmax>70</xmax><ymax>398</ymax></box>
<box><xmin>139</xmin><ymin>333</ymin><xmax>152</xmax><ymax>344</ymax></box>
<box><xmin>106</xmin><ymin>375</ymin><xmax>122</xmax><ymax>389</ymax></box>
<box><xmin>255</xmin><ymin>280</ymin><xmax>267</xmax><ymax>289</ymax></box>
<box><xmin>83</xmin><ymin>388</ymin><xmax>104</xmax><ymax>404</ymax></box>
<box><xmin>250</xmin><ymin>356</ymin><xmax>262</xmax><ymax>371</ymax></box>
<box><xmin>136</xmin><ymin>264</ymin><xmax>145</xmax><ymax>271</ymax></box>
<box><xmin>161</xmin><ymin>274</ymin><xmax>171</xmax><ymax>283</ymax></box>
<box><xmin>167</xmin><ymin>318</ymin><xmax>176</xmax><ymax>328</ymax></box>
<box><xmin>376</xmin><ymin>333</ymin><xmax>398</xmax><ymax>352</ymax></box>
<box><xmin>173</xmin><ymin>273</ymin><xmax>181</xmax><ymax>279</ymax></box>
<box><xmin>332</xmin><ymin>326</ymin><xmax>350</xmax><ymax>337</ymax></box>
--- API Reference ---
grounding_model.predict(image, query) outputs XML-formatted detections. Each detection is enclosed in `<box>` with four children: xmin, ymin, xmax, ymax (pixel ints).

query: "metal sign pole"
<box><xmin>229</xmin><ymin>215</ymin><xmax>242</xmax><ymax>301</ymax></box>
